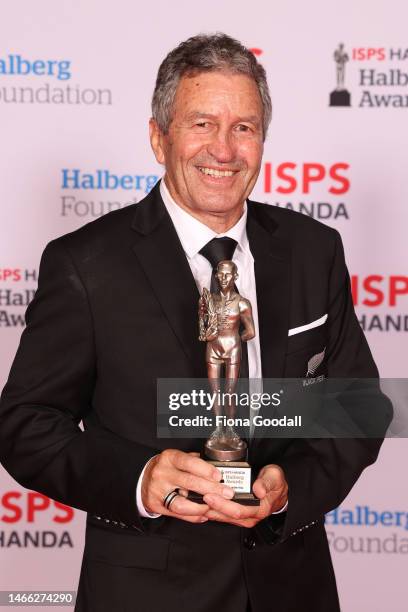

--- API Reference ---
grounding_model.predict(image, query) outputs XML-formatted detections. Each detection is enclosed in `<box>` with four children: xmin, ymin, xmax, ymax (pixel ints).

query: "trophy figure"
<box><xmin>329</xmin><ymin>43</ymin><xmax>351</xmax><ymax>107</ymax></box>
<box><xmin>195</xmin><ymin>260</ymin><xmax>259</xmax><ymax>505</ymax></box>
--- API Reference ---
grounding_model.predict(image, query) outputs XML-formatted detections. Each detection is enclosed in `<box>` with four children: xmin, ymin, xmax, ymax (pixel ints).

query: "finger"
<box><xmin>176</xmin><ymin>472</ymin><xmax>234</xmax><ymax>499</ymax></box>
<box><xmin>254</xmin><ymin>465</ymin><xmax>287</xmax><ymax>498</ymax></box>
<box><xmin>166</xmin><ymin>495</ymin><xmax>209</xmax><ymax>517</ymax></box>
<box><xmin>173</xmin><ymin>513</ymin><xmax>209</xmax><ymax>524</ymax></box>
<box><xmin>252</xmin><ymin>479</ymin><xmax>279</xmax><ymax>501</ymax></box>
<box><xmin>206</xmin><ymin>508</ymin><xmax>239</xmax><ymax>524</ymax></box>
<box><xmin>205</xmin><ymin>509</ymin><xmax>256</xmax><ymax>528</ymax></box>
<box><xmin>260</xmin><ymin>465</ymin><xmax>285</xmax><ymax>489</ymax></box>
<box><xmin>203</xmin><ymin>493</ymin><xmax>259</xmax><ymax>521</ymax></box>
<box><xmin>252</xmin><ymin>478</ymin><xmax>268</xmax><ymax>499</ymax></box>
<box><xmin>171</xmin><ymin>451</ymin><xmax>222</xmax><ymax>482</ymax></box>
<box><xmin>170</xmin><ymin>454</ymin><xmax>204</xmax><ymax>497</ymax></box>
<box><xmin>252</xmin><ymin>482</ymin><xmax>288</xmax><ymax>516</ymax></box>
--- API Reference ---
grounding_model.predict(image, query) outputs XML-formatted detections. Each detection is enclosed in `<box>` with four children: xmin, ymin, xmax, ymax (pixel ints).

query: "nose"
<box><xmin>207</xmin><ymin>128</ymin><xmax>236</xmax><ymax>164</ymax></box>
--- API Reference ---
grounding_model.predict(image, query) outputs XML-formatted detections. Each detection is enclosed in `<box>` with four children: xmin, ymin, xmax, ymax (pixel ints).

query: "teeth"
<box><xmin>198</xmin><ymin>167</ymin><xmax>235</xmax><ymax>177</ymax></box>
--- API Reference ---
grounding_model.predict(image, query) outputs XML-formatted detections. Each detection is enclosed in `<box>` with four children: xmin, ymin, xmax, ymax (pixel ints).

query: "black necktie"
<box><xmin>199</xmin><ymin>237</ymin><xmax>249</xmax><ymax>379</ymax></box>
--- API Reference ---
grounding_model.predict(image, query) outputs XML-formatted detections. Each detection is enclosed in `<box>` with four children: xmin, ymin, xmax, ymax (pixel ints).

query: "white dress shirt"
<box><xmin>159</xmin><ymin>179</ymin><xmax>263</xmax><ymax>379</ymax></box>
<box><xmin>136</xmin><ymin>178</ymin><xmax>287</xmax><ymax>517</ymax></box>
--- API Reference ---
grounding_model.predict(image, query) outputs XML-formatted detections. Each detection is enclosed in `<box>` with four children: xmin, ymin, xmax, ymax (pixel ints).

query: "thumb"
<box><xmin>253</xmin><ymin>465</ymin><xmax>285</xmax><ymax>500</ymax></box>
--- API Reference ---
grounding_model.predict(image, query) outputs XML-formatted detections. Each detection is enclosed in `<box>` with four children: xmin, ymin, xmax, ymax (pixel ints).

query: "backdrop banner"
<box><xmin>0</xmin><ymin>1</ymin><xmax>407</xmax><ymax>610</ymax></box>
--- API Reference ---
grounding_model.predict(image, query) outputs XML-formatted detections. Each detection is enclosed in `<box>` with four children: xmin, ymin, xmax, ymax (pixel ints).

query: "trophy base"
<box><xmin>329</xmin><ymin>88</ymin><xmax>351</xmax><ymax>107</ymax></box>
<box><xmin>187</xmin><ymin>460</ymin><xmax>260</xmax><ymax>506</ymax></box>
<box><xmin>187</xmin><ymin>491</ymin><xmax>260</xmax><ymax>506</ymax></box>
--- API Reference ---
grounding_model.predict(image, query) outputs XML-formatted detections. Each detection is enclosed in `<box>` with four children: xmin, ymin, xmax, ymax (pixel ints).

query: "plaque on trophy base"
<box><xmin>188</xmin><ymin>463</ymin><xmax>259</xmax><ymax>505</ymax></box>
<box><xmin>188</xmin><ymin>458</ymin><xmax>260</xmax><ymax>506</ymax></box>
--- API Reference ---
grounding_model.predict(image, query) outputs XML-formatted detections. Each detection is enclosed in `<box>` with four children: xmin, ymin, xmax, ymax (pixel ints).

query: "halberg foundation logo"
<box><xmin>0</xmin><ymin>53</ymin><xmax>112</xmax><ymax>106</ymax></box>
<box><xmin>329</xmin><ymin>43</ymin><xmax>408</xmax><ymax>108</ymax></box>
<box><xmin>326</xmin><ymin>505</ymin><xmax>408</xmax><ymax>554</ymax></box>
<box><xmin>60</xmin><ymin>169</ymin><xmax>159</xmax><ymax>217</ymax></box>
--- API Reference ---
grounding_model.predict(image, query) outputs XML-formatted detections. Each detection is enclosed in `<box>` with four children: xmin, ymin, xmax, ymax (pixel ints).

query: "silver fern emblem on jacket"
<box><xmin>306</xmin><ymin>348</ymin><xmax>326</xmax><ymax>377</ymax></box>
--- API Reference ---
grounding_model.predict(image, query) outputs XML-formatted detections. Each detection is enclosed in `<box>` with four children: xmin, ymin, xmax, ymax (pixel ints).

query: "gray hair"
<box><xmin>152</xmin><ymin>33</ymin><xmax>272</xmax><ymax>140</ymax></box>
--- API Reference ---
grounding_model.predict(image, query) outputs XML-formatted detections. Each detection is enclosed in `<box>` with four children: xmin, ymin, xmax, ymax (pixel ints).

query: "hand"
<box><xmin>141</xmin><ymin>449</ymin><xmax>235</xmax><ymax>524</ymax></box>
<box><xmin>203</xmin><ymin>464</ymin><xmax>288</xmax><ymax>528</ymax></box>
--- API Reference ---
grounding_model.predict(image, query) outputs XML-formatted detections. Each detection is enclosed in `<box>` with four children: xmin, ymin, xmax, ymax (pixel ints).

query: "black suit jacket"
<box><xmin>0</xmin><ymin>182</ymin><xmax>389</xmax><ymax>612</ymax></box>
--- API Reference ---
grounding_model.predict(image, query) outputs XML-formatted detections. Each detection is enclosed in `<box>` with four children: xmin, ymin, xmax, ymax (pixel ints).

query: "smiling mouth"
<box><xmin>197</xmin><ymin>166</ymin><xmax>237</xmax><ymax>178</ymax></box>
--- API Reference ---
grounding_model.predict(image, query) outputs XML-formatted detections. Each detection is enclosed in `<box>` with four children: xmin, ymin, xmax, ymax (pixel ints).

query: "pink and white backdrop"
<box><xmin>0</xmin><ymin>1</ymin><xmax>407</xmax><ymax>609</ymax></box>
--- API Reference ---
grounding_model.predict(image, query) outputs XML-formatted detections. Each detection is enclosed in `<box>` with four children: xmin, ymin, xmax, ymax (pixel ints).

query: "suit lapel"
<box><xmin>130</xmin><ymin>188</ymin><xmax>291</xmax><ymax>383</ymax></box>
<box><xmin>247</xmin><ymin>202</ymin><xmax>291</xmax><ymax>379</ymax></box>
<box><xmin>131</xmin><ymin>184</ymin><xmax>206</xmax><ymax>376</ymax></box>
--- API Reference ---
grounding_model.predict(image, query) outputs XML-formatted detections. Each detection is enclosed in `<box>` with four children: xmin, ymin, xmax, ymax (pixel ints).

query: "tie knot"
<box><xmin>199</xmin><ymin>237</ymin><xmax>238</xmax><ymax>268</ymax></box>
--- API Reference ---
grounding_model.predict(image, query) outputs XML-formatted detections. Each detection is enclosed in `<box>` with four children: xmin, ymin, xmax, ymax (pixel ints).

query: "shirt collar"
<box><xmin>159</xmin><ymin>178</ymin><xmax>249</xmax><ymax>259</ymax></box>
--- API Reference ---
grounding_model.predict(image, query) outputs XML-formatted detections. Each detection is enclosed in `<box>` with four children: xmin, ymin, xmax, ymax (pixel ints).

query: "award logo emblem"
<box><xmin>329</xmin><ymin>43</ymin><xmax>351</xmax><ymax>107</ymax></box>
<box><xmin>190</xmin><ymin>260</ymin><xmax>260</xmax><ymax>505</ymax></box>
<box><xmin>306</xmin><ymin>347</ymin><xmax>326</xmax><ymax>377</ymax></box>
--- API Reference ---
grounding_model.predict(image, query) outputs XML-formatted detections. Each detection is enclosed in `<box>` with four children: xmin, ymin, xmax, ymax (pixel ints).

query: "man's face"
<box><xmin>150</xmin><ymin>71</ymin><xmax>264</xmax><ymax>220</ymax></box>
<box><xmin>216</xmin><ymin>262</ymin><xmax>237</xmax><ymax>292</ymax></box>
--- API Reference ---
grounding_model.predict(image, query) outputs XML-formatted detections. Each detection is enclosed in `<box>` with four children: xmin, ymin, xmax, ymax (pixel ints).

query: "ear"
<box><xmin>149</xmin><ymin>118</ymin><xmax>166</xmax><ymax>165</ymax></box>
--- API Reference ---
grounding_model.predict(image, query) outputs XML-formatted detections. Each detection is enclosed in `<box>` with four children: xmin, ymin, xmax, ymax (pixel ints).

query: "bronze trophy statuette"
<box><xmin>190</xmin><ymin>260</ymin><xmax>260</xmax><ymax>506</ymax></box>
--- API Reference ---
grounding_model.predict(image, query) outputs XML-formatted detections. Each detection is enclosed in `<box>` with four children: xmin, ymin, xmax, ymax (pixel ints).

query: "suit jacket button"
<box><xmin>243</xmin><ymin>536</ymin><xmax>256</xmax><ymax>550</ymax></box>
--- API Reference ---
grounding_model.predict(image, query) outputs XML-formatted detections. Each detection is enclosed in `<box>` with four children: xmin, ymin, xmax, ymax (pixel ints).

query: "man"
<box><xmin>0</xmin><ymin>34</ymin><xmax>389</xmax><ymax>611</ymax></box>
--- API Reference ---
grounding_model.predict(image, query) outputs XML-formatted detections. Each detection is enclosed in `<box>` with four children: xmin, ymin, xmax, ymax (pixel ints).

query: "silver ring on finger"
<box><xmin>163</xmin><ymin>489</ymin><xmax>180</xmax><ymax>510</ymax></box>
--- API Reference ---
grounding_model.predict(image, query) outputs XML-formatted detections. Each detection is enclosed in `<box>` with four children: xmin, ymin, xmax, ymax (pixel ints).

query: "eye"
<box><xmin>196</xmin><ymin>121</ymin><xmax>210</xmax><ymax>128</ymax></box>
<box><xmin>236</xmin><ymin>124</ymin><xmax>251</xmax><ymax>132</ymax></box>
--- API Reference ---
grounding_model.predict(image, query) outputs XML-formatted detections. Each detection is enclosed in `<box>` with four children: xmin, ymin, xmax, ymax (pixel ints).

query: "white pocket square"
<box><xmin>288</xmin><ymin>314</ymin><xmax>328</xmax><ymax>337</ymax></box>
